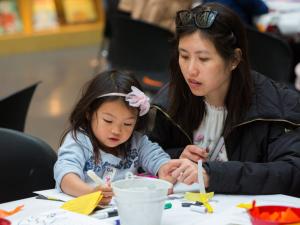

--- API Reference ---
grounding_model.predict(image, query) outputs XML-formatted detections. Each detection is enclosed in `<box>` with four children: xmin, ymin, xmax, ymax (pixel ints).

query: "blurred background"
<box><xmin>0</xmin><ymin>0</ymin><xmax>106</xmax><ymax>150</ymax></box>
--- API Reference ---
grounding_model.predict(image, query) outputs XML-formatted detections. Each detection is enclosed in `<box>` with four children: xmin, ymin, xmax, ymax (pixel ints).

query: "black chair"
<box><xmin>246</xmin><ymin>26</ymin><xmax>293</xmax><ymax>83</ymax></box>
<box><xmin>0</xmin><ymin>82</ymin><xmax>40</xmax><ymax>132</ymax></box>
<box><xmin>0</xmin><ymin>128</ymin><xmax>57</xmax><ymax>203</ymax></box>
<box><xmin>107</xmin><ymin>14</ymin><xmax>174</xmax><ymax>94</ymax></box>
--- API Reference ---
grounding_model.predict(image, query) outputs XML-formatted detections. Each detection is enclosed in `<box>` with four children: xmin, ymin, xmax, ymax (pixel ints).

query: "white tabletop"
<box><xmin>1</xmin><ymin>193</ymin><xmax>299</xmax><ymax>225</ymax></box>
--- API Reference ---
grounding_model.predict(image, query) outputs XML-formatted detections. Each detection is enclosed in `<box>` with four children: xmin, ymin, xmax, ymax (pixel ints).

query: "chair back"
<box><xmin>107</xmin><ymin>14</ymin><xmax>174</xmax><ymax>93</ymax></box>
<box><xmin>0</xmin><ymin>128</ymin><xmax>57</xmax><ymax>203</ymax></box>
<box><xmin>246</xmin><ymin>27</ymin><xmax>293</xmax><ymax>83</ymax></box>
<box><xmin>0</xmin><ymin>82</ymin><xmax>40</xmax><ymax>132</ymax></box>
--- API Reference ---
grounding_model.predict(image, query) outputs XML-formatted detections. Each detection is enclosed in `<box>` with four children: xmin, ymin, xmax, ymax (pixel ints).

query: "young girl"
<box><xmin>54</xmin><ymin>70</ymin><xmax>185</xmax><ymax>205</ymax></box>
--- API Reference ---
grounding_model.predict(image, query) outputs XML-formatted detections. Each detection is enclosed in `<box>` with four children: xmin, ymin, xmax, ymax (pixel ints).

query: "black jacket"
<box><xmin>148</xmin><ymin>72</ymin><xmax>300</xmax><ymax>197</ymax></box>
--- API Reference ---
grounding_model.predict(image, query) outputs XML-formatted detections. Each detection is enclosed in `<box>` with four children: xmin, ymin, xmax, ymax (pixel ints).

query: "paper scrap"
<box><xmin>237</xmin><ymin>202</ymin><xmax>253</xmax><ymax>210</ymax></box>
<box><xmin>61</xmin><ymin>191</ymin><xmax>103</xmax><ymax>215</ymax></box>
<box><xmin>17</xmin><ymin>208</ymin><xmax>112</xmax><ymax>225</ymax></box>
<box><xmin>0</xmin><ymin>205</ymin><xmax>24</xmax><ymax>217</ymax></box>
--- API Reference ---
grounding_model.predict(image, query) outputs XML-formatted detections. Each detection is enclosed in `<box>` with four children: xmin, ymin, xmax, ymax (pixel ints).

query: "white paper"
<box><xmin>34</xmin><ymin>189</ymin><xmax>74</xmax><ymax>202</ymax></box>
<box><xmin>15</xmin><ymin>209</ymin><xmax>112</xmax><ymax>225</ymax></box>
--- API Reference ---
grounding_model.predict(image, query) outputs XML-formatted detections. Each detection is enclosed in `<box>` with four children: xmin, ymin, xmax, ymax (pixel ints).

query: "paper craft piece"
<box><xmin>34</xmin><ymin>189</ymin><xmax>74</xmax><ymax>202</ymax></box>
<box><xmin>185</xmin><ymin>192</ymin><xmax>214</xmax><ymax>213</ymax></box>
<box><xmin>17</xmin><ymin>208</ymin><xmax>112</xmax><ymax>225</ymax></box>
<box><xmin>237</xmin><ymin>202</ymin><xmax>253</xmax><ymax>210</ymax></box>
<box><xmin>61</xmin><ymin>191</ymin><xmax>103</xmax><ymax>215</ymax></box>
<box><xmin>0</xmin><ymin>205</ymin><xmax>23</xmax><ymax>217</ymax></box>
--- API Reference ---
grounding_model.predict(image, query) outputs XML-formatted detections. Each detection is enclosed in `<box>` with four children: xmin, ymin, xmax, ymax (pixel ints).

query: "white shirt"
<box><xmin>193</xmin><ymin>101</ymin><xmax>228</xmax><ymax>161</ymax></box>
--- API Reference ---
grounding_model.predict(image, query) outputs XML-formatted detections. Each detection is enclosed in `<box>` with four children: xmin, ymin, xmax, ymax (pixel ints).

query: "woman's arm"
<box><xmin>205</xmin><ymin>125</ymin><xmax>300</xmax><ymax>196</ymax></box>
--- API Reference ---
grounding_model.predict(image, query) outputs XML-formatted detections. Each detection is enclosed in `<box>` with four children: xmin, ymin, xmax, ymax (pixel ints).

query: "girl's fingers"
<box><xmin>100</xmin><ymin>196</ymin><xmax>112</xmax><ymax>205</ymax></box>
<box><xmin>102</xmin><ymin>191</ymin><xmax>114</xmax><ymax>198</ymax></box>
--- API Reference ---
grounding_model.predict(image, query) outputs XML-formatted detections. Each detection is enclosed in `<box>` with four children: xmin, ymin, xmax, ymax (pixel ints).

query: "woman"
<box><xmin>149</xmin><ymin>3</ymin><xmax>300</xmax><ymax>196</ymax></box>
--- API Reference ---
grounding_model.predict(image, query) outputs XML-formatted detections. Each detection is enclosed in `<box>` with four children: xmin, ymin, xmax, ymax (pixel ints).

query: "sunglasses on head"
<box><xmin>176</xmin><ymin>9</ymin><xmax>218</xmax><ymax>29</ymax></box>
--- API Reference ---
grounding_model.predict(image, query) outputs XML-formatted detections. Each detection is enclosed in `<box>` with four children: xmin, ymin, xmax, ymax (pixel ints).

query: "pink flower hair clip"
<box><xmin>97</xmin><ymin>86</ymin><xmax>150</xmax><ymax>116</ymax></box>
<box><xmin>126</xmin><ymin>86</ymin><xmax>150</xmax><ymax>116</ymax></box>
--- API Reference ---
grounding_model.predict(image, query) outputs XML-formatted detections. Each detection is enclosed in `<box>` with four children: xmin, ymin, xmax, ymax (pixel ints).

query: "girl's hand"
<box><xmin>93</xmin><ymin>184</ymin><xmax>114</xmax><ymax>205</ymax></box>
<box><xmin>180</xmin><ymin>145</ymin><xmax>209</xmax><ymax>163</ymax></box>
<box><xmin>158</xmin><ymin>162</ymin><xmax>177</xmax><ymax>184</ymax></box>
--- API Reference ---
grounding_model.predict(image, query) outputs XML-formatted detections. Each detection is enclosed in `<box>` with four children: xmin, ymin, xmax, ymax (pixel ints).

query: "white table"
<box><xmin>1</xmin><ymin>194</ymin><xmax>299</xmax><ymax>225</ymax></box>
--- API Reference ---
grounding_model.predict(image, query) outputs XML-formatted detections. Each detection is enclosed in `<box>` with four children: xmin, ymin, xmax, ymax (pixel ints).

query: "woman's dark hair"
<box><xmin>169</xmin><ymin>3</ymin><xmax>253</xmax><ymax>137</ymax></box>
<box><xmin>61</xmin><ymin>70</ymin><xmax>149</xmax><ymax>163</ymax></box>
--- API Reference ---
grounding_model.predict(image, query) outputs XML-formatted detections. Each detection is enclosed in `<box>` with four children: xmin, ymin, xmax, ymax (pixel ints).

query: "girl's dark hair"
<box><xmin>61</xmin><ymin>70</ymin><xmax>149</xmax><ymax>163</ymax></box>
<box><xmin>170</xmin><ymin>3</ymin><xmax>253</xmax><ymax>137</ymax></box>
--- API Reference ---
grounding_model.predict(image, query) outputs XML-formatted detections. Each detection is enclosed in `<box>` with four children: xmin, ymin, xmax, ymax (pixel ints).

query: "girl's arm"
<box><xmin>60</xmin><ymin>173</ymin><xmax>94</xmax><ymax>197</ymax></box>
<box><xmin>137</xmin><ymin>134</ymin><xmax>171</xmax><ymax>176</ymax></box>
<box><xmin>61</xmin><ymin>173</ymin><xmax>113</xmax><ymax>204</ymax></box>
<box><xmin>54</xmin><ymin>132</ymin><xmax>113</xmax><ymax>204</ymax></box>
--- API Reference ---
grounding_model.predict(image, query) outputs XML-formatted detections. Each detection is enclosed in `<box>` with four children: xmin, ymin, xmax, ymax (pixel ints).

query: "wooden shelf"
<box><xmin>0</xmin><ymin>0</ymin><xmax>105</xmax><ymax>55</ymax></box>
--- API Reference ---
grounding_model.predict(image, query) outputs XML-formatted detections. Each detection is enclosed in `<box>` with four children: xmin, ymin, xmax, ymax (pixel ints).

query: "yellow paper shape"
<box><xmin>184</xmin><ymin>192</ymin><xmax>214</xmax><ymax>213</ymax></box>
<box><xmin>237</xmin><ymin>202</ymin><xmax>253</xmax><ymax>210</ymax></box>
<box><xmin>61</xmin><ymin>191</ymin><xmax>103</xmax><ymax>215</ymax></box>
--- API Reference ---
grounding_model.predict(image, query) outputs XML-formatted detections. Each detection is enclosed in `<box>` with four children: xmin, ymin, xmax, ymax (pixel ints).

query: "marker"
<box><xmin>190</xmin><ymin>205</ymin><xmax>207</xmax><ymax>213</ymax></box>
<box><xmin>164</xmin><ymin>202</ymin><xmax>172</xmax><ymax>209</ymax></box>
<box><xmin>181</xmin><ymin>201</ymin><xmax>203</xmax><ymax>207</ymax></box>
<box><xmin>92</xmin><ymin>209</ymin><xmax>118</xmax><ymax>219</ymax></box>
<box><xmin>36</xmin><ymin>195</ymin><xmax>64</xmax><ymax>202</ymax></box>
<box><xmin>114</xmin><ymin>219</ymin><xmax>121</xmax><ymax>225</ymax></box>
<box><xmin>87</xmin><ymin>170</ymin><xmax>106</xmax><ymax>185</ymax></box>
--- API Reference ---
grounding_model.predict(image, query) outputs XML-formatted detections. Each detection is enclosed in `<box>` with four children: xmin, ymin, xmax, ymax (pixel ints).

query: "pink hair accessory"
<box><xmin>97</xmin><ymin>86</ymin><xmax>150</xmax><ymax>116</ymax></box>
<box><xmin>126</xmin><ymin>86</ymin><xmax>150</xmax><ymax>116</ymax></box>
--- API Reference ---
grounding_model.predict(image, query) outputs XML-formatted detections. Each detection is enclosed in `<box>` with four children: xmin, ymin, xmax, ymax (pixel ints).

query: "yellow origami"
<box><xmin>61</xmin><ymin>191</ymin><xmax>103</xmax><ymax>215</ymax></box>
<box><xmin>184</xmin><ymin>192</ymin><xmax>214</xmax><ymax>213</ymax></box>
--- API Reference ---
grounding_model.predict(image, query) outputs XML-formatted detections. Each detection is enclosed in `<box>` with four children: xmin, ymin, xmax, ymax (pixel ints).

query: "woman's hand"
<box><xmin>180</xmin><ymin>145</ymin><xmax>209</xmax><ymax>163</ymax></box>
<box><xmin>170</xmin><ymin>159</ymin><xmax>198</xmax><ymax>185</ymax></box>
<box><xmin>164</xmin><ymin>159</ymin><xmax>210</xmax><ymax>188</ymax></box>
<box><xmin>93</xmin><ymin>184</ymin><xmax>113</xmax><ymax>205</ymax></box>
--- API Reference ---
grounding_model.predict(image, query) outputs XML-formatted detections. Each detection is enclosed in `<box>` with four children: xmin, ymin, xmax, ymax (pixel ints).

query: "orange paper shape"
<box><xmin>0</xmin><ymin>205</ymin><xmax>24</xmax><ymax>217</ymax></box>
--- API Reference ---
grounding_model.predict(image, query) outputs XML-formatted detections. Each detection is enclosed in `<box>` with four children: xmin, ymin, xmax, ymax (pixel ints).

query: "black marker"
<box><xmin>93</xmin><ymin>209</ymin><xmax>118</xmax><ymax>219</ymax></box>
